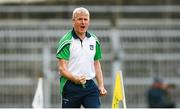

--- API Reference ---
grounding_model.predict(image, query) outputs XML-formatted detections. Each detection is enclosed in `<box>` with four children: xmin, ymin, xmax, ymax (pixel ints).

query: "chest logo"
<box><xmin>89</xmin><ymin>45</ymin><xmax>94</xmax><ymax>50</ymax></box>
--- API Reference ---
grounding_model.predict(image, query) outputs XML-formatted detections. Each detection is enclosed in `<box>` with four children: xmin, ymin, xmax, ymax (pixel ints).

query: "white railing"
<box><xmin>0</xmin><ymin>5</ymin><xmax>180</xmax><ymax>13</ymax></box>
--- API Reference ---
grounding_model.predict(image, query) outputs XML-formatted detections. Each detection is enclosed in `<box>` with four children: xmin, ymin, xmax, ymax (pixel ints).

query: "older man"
<box><xmin>56</xmin><ymin>7</ymin><xmax>107</xmax><ymax>108</ymax></box>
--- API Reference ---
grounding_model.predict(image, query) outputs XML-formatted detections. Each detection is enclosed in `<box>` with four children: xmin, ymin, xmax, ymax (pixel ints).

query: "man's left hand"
<box><xmin>98</xmin><ymin>86</ymin><xmax>107</xmax><ymax>96</ymax></box>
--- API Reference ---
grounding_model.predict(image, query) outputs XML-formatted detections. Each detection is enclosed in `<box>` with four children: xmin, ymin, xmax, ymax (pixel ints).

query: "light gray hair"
<box><xmin>72</xmin><ymin>7</ymin><xmax>90</xmax><ymax>19</ymax></box>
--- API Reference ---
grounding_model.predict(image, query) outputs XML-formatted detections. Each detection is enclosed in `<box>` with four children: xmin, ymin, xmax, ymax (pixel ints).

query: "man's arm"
<box><xmin>57</xmin><ymin>59</ymin><xmax>86</xmax><ymax>84</ymax></box>
<box><xmin>94</xmin><ymin>60</ymin><xmax>107</xmax><ymax>96</ymax></box>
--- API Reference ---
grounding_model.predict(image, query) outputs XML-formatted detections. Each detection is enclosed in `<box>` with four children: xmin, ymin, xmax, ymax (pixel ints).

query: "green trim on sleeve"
<box><xmin>56</xmin><ymin>31</ymin><xmax>72</xmax><ymax>55</ymax></box>
<box><xmin>94</xmin><ymin>42</ymin><xmax>102</xmax><ymax>60</ymax></box>
<box><xmin>89</xmin><ymin>32</ymin><xmax>102</xmax><ymax>60</ymax></box>
<box><xmin>56</xmin><ymin>44</ymin><xmax>70</xmax><ymax>60</ymax></box>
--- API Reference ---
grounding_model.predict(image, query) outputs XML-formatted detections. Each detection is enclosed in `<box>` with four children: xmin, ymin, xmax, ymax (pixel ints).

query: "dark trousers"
<box><xmin>62</xmin><ymin>79</ymin><xmax>100</xmax><ymax>108</ymax></box>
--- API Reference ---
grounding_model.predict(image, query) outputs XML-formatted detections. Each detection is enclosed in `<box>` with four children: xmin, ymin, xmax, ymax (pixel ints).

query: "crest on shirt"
<box><xmin>89</xmin><ymin>45</ymin><xmax>94</xmax><ymax>50</ymax></box>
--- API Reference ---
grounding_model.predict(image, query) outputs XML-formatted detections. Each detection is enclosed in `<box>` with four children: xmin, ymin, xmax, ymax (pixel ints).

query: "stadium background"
<box><xmin>0</xmin><ymin>0</ymin><xmax>180</xmax><ymax>108</ymax></box>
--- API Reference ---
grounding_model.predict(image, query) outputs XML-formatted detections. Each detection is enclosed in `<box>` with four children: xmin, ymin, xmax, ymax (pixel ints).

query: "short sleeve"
<box><xmin>94</xmin><ymin>42</ymin><xmax>102</xmax><ymax>60</ymax></box>
<box><xmin>56</xmin><ymin>44</ymin><xmax>70</xmax><ymax>60</ymax></box>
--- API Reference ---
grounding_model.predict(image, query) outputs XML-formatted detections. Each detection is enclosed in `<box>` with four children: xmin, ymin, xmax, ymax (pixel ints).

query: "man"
<box><xmin>147</xmin><ymin>77</ymin><xmax>174</xmax><ymax>108</ymax></box>
<box><xmin>56</xmin><ymin>7</ymin><xmax>107</xmax><ymax>108</ymax></box>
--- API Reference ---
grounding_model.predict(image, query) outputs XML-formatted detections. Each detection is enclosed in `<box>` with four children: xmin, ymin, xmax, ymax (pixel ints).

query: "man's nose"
<box><xmin>81</xmin><ymin>19</ymin><xmax>86</xmax><ymax>23</ymax></box>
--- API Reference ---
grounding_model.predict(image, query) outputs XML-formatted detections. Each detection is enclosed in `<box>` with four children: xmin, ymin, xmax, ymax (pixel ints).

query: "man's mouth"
<box><xmin>80</xmin><ymin>26</ymin><xmax>85</xmax><ymax>29</ymax></box>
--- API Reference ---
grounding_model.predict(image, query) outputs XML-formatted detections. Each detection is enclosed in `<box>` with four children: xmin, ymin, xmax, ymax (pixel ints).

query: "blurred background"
<box><xmin>0</xmin><ymin>0</ymin><xmax>180</xmax><ymax>108</ymax></box>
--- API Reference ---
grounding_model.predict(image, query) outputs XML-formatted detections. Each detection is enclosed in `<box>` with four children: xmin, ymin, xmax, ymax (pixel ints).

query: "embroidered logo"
<box><xmin>89</xmin><ymin>45</ymin><xmax>94</xmax><ymax>50</ymax></box>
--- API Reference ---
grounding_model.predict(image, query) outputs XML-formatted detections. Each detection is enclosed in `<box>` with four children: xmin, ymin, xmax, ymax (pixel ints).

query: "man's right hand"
<box><xmin>74</xmin><ymin>75</ymin><xmax>86</xmax><ymax>85</ymax></box>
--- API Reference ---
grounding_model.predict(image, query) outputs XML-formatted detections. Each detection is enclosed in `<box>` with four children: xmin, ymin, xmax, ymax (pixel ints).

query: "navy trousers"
<box><xmin>62</xmin><ymin>79</ymin><xmax>100</xmax><ymax>108</ymax></box>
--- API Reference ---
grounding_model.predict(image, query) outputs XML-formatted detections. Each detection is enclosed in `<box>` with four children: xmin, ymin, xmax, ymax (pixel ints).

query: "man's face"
<box><xmin>73</xmin><ymin>13</ymin><xmax>89</xmax><ymax>35</ymax></box>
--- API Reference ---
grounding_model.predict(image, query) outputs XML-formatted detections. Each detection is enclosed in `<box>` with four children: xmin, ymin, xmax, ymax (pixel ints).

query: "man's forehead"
<box><xmin>75</xmin><ymin>14</ymin><xmax>89</xmax><ymax>19</ymax></box>
<box><xmin>75</xmin><ymin>13</ymin><xmax>89</xmax><ymax>17</ymax></box>
<box><xmin>77</xmin><ymin>14</ymin><xmax>89</xmax><ymax>17</ymax></box>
